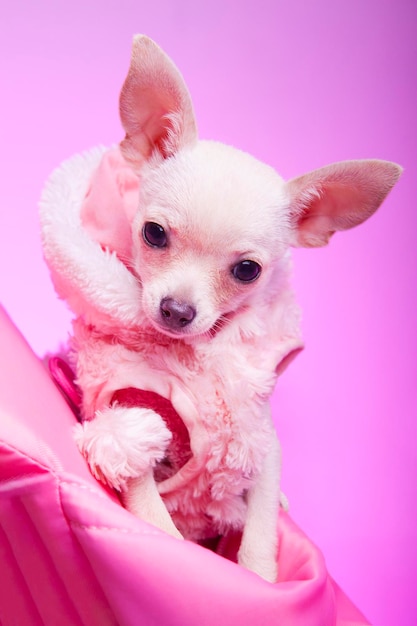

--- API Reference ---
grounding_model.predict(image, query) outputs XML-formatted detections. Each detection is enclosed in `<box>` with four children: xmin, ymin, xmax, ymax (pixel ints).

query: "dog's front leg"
<box><xmin>123</xmin><ymin>472</ymin><xmax>183</xmax><ymax>539</ymax></box>
<box><xmin>238</xmin><ymin>420</ymin><xmax>281</xmax><ymax>583</ymax></box>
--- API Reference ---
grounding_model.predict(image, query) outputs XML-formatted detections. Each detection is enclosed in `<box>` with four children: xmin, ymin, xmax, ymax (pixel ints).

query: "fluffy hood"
<box><xmin>39</xmin><ymin>146</ymin><xmax>144</xmax><ymax>329</ymax></box>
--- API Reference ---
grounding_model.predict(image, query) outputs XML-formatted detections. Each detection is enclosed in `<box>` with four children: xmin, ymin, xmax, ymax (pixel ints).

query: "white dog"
<box><xmin>40</xmin><ymin>35</ymin><xmax>401</xmax><ymax>582</ymax></box>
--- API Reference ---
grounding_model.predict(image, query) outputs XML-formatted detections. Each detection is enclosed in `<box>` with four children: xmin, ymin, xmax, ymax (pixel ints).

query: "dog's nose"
<box><xmin>160</xmin><ymin>297</ymin><xmax>196</xmax><ymax>329</ymax></box>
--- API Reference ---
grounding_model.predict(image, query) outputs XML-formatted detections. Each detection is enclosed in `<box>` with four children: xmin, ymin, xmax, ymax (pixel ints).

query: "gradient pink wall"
<box><xmin>0</xmin><ymin>1</ymin><xmax>415</xmax><ymax>624</ymax></box>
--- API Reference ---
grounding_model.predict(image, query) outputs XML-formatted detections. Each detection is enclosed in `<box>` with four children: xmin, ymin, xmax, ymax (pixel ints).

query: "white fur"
<box><xmin>40</xmin><ymin>35</ymin><xmax>401</xmax><ymax>582</ymax></box>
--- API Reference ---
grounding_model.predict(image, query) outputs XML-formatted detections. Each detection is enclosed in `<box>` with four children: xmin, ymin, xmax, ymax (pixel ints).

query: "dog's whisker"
<box><xmin>204</xmin><ymin>314</ymin><xmax>234</xmax><ymax>339</ymax></box>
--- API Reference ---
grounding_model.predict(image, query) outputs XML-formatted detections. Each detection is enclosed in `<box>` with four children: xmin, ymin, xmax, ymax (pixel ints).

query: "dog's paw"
<box><xmin>237</xmin><ymin>546</ymin><xmax>278</xmax><ymax>583</ymax></box>
<box><xmin>74</xmin><ymin>405</ymin><xmax>172</xmax><ymax>491</ymax></box>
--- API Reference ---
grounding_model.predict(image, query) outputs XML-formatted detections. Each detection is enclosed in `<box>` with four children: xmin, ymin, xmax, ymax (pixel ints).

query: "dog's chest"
<box><xmin>76</xmin><ymin>320</ymin><xmax>278</xmax><ymax>475</ymax></box>
<box><xmin>74</xmin><ymin>319</ymin><xmax>281</xmax><ymax>538</ymax></box>
<box><xmin>147</xmin><ymin>334</ymin><xmax>277</xmax><ymax>478</ymax></box>
<box><xmin>144</xmin><ymin>338</ymin><xmax>278</xmax><ymax>538</ymax></box>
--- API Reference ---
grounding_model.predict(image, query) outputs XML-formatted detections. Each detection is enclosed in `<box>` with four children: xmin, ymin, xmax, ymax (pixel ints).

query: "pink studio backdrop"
<box><xmin>0</xmin><ymin>1</ymin><xmax>415</xmax><ymax>624</ymax></box>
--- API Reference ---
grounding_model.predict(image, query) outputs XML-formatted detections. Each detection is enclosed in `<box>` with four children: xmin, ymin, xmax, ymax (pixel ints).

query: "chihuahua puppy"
<box><xmin>41</xmin><ymin>35</ymin><xmax>401</xmax><ymax>583</ymax></box>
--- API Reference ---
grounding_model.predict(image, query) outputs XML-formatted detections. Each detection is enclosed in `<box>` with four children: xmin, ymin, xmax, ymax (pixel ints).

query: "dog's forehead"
<box><xmin>142</xmin><ymin>141</ymin><xmax>290</xmax><ymax>250</ymax></box>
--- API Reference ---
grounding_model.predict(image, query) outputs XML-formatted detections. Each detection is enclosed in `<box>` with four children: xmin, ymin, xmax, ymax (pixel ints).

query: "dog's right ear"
<box><xmin>119</xmin><ymin>35</ymin><xmax>198</xmax><ymax>170</ymax></box>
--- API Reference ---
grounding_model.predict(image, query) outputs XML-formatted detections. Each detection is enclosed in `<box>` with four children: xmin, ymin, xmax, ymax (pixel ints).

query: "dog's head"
<box><xmin>119</xmin><ymin>36</ymin><xmax>401</xmax><ymax>339</ymax></box>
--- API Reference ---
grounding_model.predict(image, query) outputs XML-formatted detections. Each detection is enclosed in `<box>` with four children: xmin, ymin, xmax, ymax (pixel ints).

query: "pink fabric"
<box><xmin>80</xmin><ymin>148</ymin><xmax>139</xmax><ymax>262</ymax></box>
<box><xmin>49</xmin><ymin>356</ymin><xmax>82</xmax><ymax>419</ymax></box>
<box><xmin>0</xmin><ymin>305</ymin><xmax>369</xmax><ymax>625</ymax></box>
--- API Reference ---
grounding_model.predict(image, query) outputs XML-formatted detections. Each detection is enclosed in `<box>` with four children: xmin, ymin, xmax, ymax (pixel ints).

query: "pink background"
<box><xmin>0</xmin><ymin>1</ymin><xmax>415</xmax><ymax>624</ymax></box>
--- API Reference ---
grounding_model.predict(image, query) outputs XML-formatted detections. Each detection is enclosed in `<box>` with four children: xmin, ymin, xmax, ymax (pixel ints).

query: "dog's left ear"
<box><xmin>286</xmin><ymin>160</ymin><xmax>402</xmax><ymax>247</ymax></box>
<box><xmin>119</xmin><ymin>35</ymin><xmax>198</xmax><ymax>170</ymax></box>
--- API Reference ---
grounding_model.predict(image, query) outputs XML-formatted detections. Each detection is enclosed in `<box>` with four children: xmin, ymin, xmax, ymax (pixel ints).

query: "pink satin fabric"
<box><xmin>0</xmin><ymin>306</ymin><xmax>369</xmax><ymax>625</ymax></box>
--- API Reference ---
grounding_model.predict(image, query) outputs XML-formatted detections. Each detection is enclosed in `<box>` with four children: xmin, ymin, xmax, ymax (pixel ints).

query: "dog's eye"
<box><xmin>143</xmin><ymin>222</ymin><xmax>167</xmax><ymax>248</ymax></box>
<box><xmin>232</xmin><ymin>260</ymin><xmax>262</xmax><ymax>283</ymax></box>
